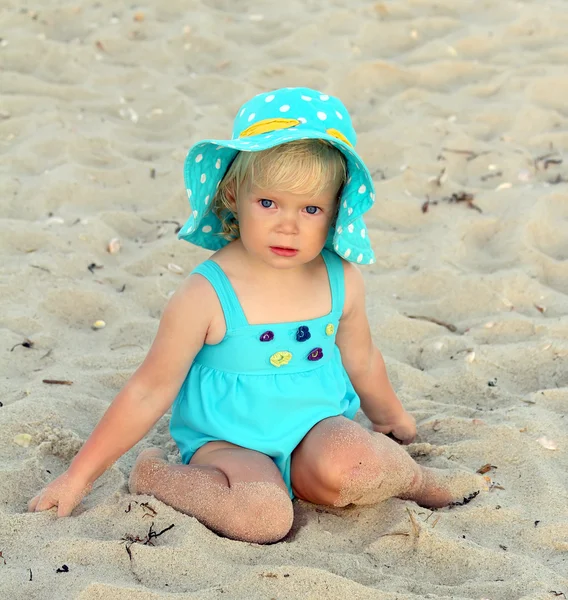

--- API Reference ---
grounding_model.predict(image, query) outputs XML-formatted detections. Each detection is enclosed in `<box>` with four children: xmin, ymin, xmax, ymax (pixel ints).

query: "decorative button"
<box><xmin>296</xmin><ymin>325</ymin><xmax>311</xmax><ymax>342</ymax></box>
<box><xmin>325</xmin><ymin>323</ymin><xmax>335</xmax><ymax>336</ymax></box>
<box><xmin>259</xmin><ymin>331</ymin><xmax>274</xmax><ymax>342</ymax></box>
<box><xmin>270</xmin><ymin>351</ymin><xmax>292</xmax><ymax>368</ymax></box>
<box><xmin>307</xmin><ymin>347</ymin><xmax>323</xmax><ymax>361</ymax></box>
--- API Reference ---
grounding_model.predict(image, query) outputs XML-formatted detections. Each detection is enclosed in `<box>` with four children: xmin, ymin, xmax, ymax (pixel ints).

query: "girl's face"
<box><xmin>232</xmin><ymin>183</ymin><xmax>339</xmax><ymax>269</ymax></box>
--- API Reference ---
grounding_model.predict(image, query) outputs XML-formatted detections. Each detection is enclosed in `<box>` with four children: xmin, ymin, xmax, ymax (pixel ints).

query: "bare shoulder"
<box><xmin>126</xmin><ymin>264</ymin><xmax>220</xmax><ymax>405</ymax></box>
<box><xmin>150</xmin><ymin>266</ymin><xmax>219</xmax><ymax>351</ymax></box>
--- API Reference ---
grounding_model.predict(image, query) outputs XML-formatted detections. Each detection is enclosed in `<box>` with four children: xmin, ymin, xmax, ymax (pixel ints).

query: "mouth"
<box><xmin>270</xmin><ymin>246</ymin><xmax>298</xmax><ymax>257</ymax></box>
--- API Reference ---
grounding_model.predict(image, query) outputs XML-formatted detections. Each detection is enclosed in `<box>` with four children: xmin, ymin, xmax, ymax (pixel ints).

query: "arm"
<box><xmin>29</xmin><ymin>273</ymin><xmax>216</xmax><ymax>514</ymax></box>
<box><xmin>335</xmin><ymin>262</ymin><xmax>416</xmax><ymax>443</ymax></box>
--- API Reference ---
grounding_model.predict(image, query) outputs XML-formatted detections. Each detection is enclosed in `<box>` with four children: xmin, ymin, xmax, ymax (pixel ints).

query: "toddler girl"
<box><xmin>29</xmin><ymin>87</ymin><xmax>483</xmax><ymax>543</ymax></box>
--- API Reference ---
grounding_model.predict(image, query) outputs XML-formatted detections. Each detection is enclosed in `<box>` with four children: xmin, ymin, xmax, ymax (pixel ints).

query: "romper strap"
<box><xmin>190</xmin><ymin>261</ymin><xmax>249</xmax><ymax>331</ymax></box>
<box><xmin>321</xmin><ymin>249</ymin><xmax>345</xmax><ymax>315</ymax></box>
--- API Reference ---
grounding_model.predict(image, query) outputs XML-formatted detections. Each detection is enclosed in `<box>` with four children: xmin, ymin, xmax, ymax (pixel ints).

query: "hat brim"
<box><xmin>178</xmin><ymin>128</ymin><xmax>376</xmax><ymax>264</ymax></box>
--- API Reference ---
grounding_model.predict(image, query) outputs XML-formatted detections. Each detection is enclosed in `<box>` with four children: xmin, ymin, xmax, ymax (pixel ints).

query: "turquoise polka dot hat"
<box><xmin>178</xmin><ymin>87</ymin><xmax>376</xmax><ymax>265</ymax></box>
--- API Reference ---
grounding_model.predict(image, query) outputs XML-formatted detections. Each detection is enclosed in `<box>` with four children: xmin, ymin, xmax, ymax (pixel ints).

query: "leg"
<box><xmin>291</xmin><ymin>417</ymin><xmax>484</xmax><ymax>509</ymax></box>
<box><xmin>129</xmin><ymin>442</ymin><xmax>294</xmax><ymax>544</ymax></box>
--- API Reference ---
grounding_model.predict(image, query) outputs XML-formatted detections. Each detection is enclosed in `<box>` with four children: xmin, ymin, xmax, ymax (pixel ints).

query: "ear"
<box><xmin>225</xmin><ymin>183</ymin><xmax>238</xmax><ymax>214</ymax></box>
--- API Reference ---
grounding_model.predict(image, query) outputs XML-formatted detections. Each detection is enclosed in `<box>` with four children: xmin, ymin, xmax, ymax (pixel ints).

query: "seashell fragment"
<box><xmin>92</xmin><ymin>320</ymin><xmax>106</xmax><ymax>330</ymax></box>
<box><xmin>537</xmin><ymin>437</ymin><xmax>557</xmax><ymax>450</ymax></box>
<box><xmin>167</xmin><ymin>263</ymin><xmax>184</xmax><ymax>274</ymax></box>
<box><xmin>107</xmin><ymin>238</ymin><xmax>121</xmax><ymax>254</ymax></box>
<box><xmin>465</xmin><ymin>351</ymin><xmax>476</xmax><ymax>363</ymax></box>
<box><xmin>14</xmin><ymin>433</ymin><xmax>32</xmax><ymax>448</ymax></box>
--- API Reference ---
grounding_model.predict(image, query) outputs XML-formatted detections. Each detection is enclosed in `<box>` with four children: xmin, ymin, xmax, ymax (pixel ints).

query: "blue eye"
<box><xmin>260</xmin><ymin>199</ymin><xmax>273</xmax><ymax>208</ymax></box>
<box><xmin>306</xmin><ymin>206</ymin><xmax>320</xmax><ymax>215</ymax></box>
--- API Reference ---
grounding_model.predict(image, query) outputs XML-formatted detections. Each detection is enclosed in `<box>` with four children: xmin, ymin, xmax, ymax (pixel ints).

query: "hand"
<box><xmin>28</xmin><ymin>471</ymin><xmax>92</xmax><ymax>517</ymax></box>
<box><xmin>371</xmin><ymin>410</ymin><xmax>417</xmax><ymax>445</ymax></box>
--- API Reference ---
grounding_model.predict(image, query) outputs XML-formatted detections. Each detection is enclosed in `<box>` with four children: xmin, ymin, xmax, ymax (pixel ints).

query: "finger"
<box><xmin>28</xmin><ymin>495</ymin><xmax>40</xmax><ymax>512</ymax></box>
<box><xmin>57</xmin><ymin>498</ymin><xmax>76</xmax><ymax>518</ymax></box>
<box><xmin>372</xmin><ymin>425</ymin><xmax>391</xmax><ymax>434</ymax></box>
<box><xmin>400</xmin><ymin>432</ymin><xmax>417</xmax><ymax>445</ymax></box>
<box><xmin>35</xmin><ymin>493</ymin><xmax>57</xmax><ymax>513</ymax></box>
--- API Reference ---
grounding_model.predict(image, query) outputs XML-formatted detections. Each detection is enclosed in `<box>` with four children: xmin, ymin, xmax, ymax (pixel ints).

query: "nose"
<box><xmin>276</xmin><ymin>210</ymin><xmax>299</xmax><ymax>235</ymax></box>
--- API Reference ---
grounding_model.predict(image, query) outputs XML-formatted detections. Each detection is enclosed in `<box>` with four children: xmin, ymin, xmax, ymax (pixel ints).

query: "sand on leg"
<box><xmin>129</xmin><ymin>442</ymin><xmax>293</xmax><ymax>543</ymax></box>
<box><xmin>290</xmin><ymin>416</ymin><xmax>484</xmax><ymax>508</ymax></box>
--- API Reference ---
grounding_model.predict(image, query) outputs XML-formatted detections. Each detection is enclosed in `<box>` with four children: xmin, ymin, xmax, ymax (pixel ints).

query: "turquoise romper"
<box><xmin>169</xmin><ymin>249</ymin><xmax>360</xmax><ymax>498</ymax></box>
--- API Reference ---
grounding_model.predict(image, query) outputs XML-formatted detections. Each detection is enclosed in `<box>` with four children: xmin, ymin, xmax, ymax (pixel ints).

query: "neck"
<box><xmin>231</xmin><ymin>239</ymin><xmax>318</xmax><ymax>283</ymax></box>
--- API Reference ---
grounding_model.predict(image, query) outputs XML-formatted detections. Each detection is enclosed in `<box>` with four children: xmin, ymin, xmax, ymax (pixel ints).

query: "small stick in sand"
<box><xmin>87</xmin><ymin>263</ymin><xmax>103</xmax><ymax>274</ymax></box>
<box><xmin>121</xmin><ymin>522</ymin><xmax>175</xmax><ymax>561</ymax></box>
<box><xmin>406</xmin><ymin>507</ymin><xmax>421</xmax><ymax>538</ymax></box>
<box><xmin>533</xmin><ymin>151</ymin><xmax>562</xmax><ymax>171</ymax></box>
<box><xmin>378</xmin><ymin>531</ymin><xmax>410</xmax><ymax>538</ymax></box>
<box><xmin>42</xmin><ymin>379</ymin><xmax>73</xmax><ymax>386</ymax></box>
<box><xmin>441</xmin><ymin>148</ymin><xmax>491</xmax><ymax>162</ymax></box>
<box><xmin>406</xmin><ymin>315</ymin><xmax>457</xmax><ymax>333</ymax></box>
<box><xmin>429</xmin><ymin>167</ymin><xmax>447</xmax><ymax>187</ymax></box>
<box><xmin>140</xmin><ymin>502</ymin><xmax>157</xmax><ymax>518</ymax></box>
<box><xmin>480</xmin><ymin>170</ymin><xmax>503</xmax><ymax>181</ymax></box>
<box><xmin>10</xmin><ymin>339</ymin><xmax>33</xmax><ymax>351</ymax></box>
<box><xmin>446</xmin><ymin>191</ymin><xmax>482</xmax><ymax>213</ymax></box>
<box><xmin>476</xmin><ymin>464</ymin><xmax>497</xmax><ymax>474</ymax></box>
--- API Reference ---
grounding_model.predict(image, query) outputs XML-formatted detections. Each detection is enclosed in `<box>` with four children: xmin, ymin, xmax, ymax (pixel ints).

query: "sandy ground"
<box><xmin>1</xmin><ymin>0</ymin><xmax>567</xmax><ymax>598</ymax></box>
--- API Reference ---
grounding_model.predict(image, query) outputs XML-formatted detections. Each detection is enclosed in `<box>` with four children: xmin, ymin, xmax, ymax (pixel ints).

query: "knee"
<box><xmin>307</xmin><ymin>436</ymin><xmax>383</xmax><ymax>507</ymax></box>
<box><xmin>325</xmin><ymin>446</ymin><xmax>383</xmax><ymax>507</ymax></box>
<box><xmin>223</xmin><ymin>483</ymin><xmax>294</xmax><ymax>544</ymax></box>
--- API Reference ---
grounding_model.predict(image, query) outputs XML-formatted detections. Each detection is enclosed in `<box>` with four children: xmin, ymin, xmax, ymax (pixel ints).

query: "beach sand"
<box><xmin>1</xmin><ymin>0</ymin><xmax>567</xmax><ymax>598</ymax></box>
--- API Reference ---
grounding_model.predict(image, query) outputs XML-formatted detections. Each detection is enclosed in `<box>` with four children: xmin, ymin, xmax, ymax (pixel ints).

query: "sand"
<box><xmin>1</xmin><ymin>0</ymin><xmax>567</xmax><ymax>598</ymax></box>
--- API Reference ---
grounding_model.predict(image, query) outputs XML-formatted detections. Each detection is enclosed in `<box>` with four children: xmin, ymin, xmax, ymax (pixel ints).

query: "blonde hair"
<box><xmin>212</xmin><ymin>139</ymin><xmax>347</xmax><ymax>241</ymax></box>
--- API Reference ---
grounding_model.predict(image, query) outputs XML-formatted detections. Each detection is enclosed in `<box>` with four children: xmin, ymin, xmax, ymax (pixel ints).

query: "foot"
<box><xmin>403</xmin><ymin>467</ymin><xmax>486</xmax><ymax>509</ymax></box>
<box><xmin>128</xmin><ymin>447</ymin><xmax>167</xmax><ymax>494</ymax></box>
